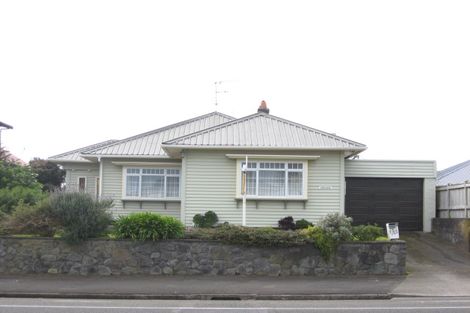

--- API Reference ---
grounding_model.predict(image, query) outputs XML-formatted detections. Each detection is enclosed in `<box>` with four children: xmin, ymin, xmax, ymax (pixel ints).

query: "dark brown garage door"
<box><xmin>345</xmin><ymin>178</ymin><xmax>423</xmax><ymax>231</ymax></box>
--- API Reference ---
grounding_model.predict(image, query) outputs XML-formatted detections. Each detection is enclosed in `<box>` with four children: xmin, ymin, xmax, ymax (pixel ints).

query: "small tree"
<box><xmin>0</xmin><ymin>156</ymin><xmax>44</xmax><ymax>214</ymax></box>
<box><xmin>29</xmin><ymin>158</ymin><xmax>65</xmax><ymax>192</ymax></box>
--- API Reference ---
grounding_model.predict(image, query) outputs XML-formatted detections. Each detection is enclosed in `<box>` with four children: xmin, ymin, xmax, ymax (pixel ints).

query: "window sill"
<box><xmin>235</xmin><ymin>197</ymin><xmax>307</xmax><ymax>209</ymax></box>
<box><xmin>121</xmin><ymin>198</ymin><xmax>181</xmax><ymax>210</ymax></box>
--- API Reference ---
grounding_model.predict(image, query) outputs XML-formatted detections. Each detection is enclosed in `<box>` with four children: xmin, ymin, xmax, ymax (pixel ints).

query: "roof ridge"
<box><xmin>162</xmin><ymin>112</ymin><xmax>261</xmax><ymax>145</ymax></box>
<box><xmin>84</xmin><ymin>111</ymin><xmax>236</xmax><ymax>155</ymax></box>
<box><xmin>48</xmin><ymin>139</ymin><xmax>119</xmax><ymax>159</ymax></box>
<box><xmin>163</xmin><ymin>112</ymin><xmax>366</xmax><ymax>148</ymax></box>
<box><xmin>438</xmin><ymin>160</ymin><xmax>470</xmax><ymax>179</ymax></box>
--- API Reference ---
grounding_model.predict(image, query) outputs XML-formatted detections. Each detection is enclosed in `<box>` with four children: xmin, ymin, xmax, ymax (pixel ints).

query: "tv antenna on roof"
<box><xmin>214</xmin><ymin>81</ymin><xmax>229</xmax><ymax>111</ymax></box>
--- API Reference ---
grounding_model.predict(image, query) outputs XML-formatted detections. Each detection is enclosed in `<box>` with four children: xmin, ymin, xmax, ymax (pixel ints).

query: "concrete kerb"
<box><xmin>0</xmin><ymin>292</ymin><xmax>392</xmax><ymax>301</ymax></box>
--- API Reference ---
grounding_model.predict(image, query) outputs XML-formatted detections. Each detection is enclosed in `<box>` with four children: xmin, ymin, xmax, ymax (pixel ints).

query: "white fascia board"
<box><xmin>226</xmin><ymin>154</ymin><xmax>320</xmax><ymax>160</ymax></box>
<box><xmin>81</xmin><ymin>154</ymin><xmax>176</xmax><ymax>160</ymax></box>
<box><xmin>48</xmin><ymin>159</ymin><xmax>95</xmax><ymax>164</ymax></box>
<box><xmin>112</xmin><ymin>161</ymin><xmax>181</xmax><ymax>167</ymax></box>
<box><xmin>163</xmin><ymin>145</ymin><xmax>366</xmax><ymax>158</ymax></box>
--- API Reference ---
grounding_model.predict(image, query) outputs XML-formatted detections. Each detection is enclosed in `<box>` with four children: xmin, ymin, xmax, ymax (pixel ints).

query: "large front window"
<box><xmin>125</xmin><ymin>168</ymin><xmax>180</xmax><ymax>199</ymax></box>
<box><xmin>242</xmin><ymin>161</ymin><xmax>305</xmax><ymax>198</ymax></box>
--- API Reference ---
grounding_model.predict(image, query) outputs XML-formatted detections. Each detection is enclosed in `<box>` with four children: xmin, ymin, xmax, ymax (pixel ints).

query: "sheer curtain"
<box><xmin>258</xmin><ymin>170</ymin><xmax>285</xmax><ymax>196</ymax></box>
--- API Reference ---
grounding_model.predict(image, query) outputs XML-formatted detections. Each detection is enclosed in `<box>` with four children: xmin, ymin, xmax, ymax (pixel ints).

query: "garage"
<box><xmin>345</xmin><ymin>177</ymin><xmax>424</xmax><ymax>231</ymax></box>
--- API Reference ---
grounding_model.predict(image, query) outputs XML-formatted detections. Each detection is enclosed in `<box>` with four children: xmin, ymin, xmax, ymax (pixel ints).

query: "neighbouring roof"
<box><xmin>0</xmin><ymin>121</ymin><xmax>13</xmax><ymax>129</ymax></box>
<box><xmin>162</xmin><ymin>112</ymin><xmax>367</xmax><ymax>157</ymax></box>
<box><xmin>437</xmin><ymin>160</ymin><xmax>470</xmax><ymax>186</ymax></box>
<box><xmin>82</xmin><ymin>112</ymin><xmax>235</xmax><ymax>158</ymax></box>
<box><xmin>48</xmin><ymin>140</ymin><xmax>119</xmax><ymax>162</ymax></box>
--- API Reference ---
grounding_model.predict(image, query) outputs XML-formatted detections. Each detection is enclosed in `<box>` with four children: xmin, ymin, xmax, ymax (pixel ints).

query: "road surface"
<box><xmin>1</xmin><ymin>297</ymin><xmax>470</xmax><ymax>312</ymax></box>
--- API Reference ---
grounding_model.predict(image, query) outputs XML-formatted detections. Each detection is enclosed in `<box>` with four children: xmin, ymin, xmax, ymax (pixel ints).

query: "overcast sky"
<box><xmin>1</xmin><ymin>0</ymin><xmax>469</xmax><ymax>170</ymax></box>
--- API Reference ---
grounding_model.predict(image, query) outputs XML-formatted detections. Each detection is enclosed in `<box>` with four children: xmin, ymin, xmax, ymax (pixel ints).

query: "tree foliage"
<box><xmin>29</xmin><ymin>158</ymin><xmax>65</xmax><ymax>192</ymax></box>
<box><xmin>0</xmin><ymin>153</ymin><xmax>44</xmax><ymax>213</ymax></box>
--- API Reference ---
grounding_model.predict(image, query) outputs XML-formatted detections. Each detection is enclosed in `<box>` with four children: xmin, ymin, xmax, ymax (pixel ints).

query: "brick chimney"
<box><xmin>257</xmin><ymin>100</ymin><xmax>269</xmax><ymax>114</ymax></box>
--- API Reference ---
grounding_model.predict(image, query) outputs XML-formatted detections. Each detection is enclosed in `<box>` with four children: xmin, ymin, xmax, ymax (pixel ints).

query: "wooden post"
<box><xmin>447</xmin><ymin>184</ymin><xmax>451</xmax><ymax>218</ymax></box>
<box><xmin>465</xmin><ymin>181</ymin><xmax>469</xmax><ymax>218</ymax></box>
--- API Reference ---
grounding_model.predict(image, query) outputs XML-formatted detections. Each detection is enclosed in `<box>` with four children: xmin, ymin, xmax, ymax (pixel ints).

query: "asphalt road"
<box><xmin>1</xmin><ymin>298</ymin><xmax>470</xmax><ymax>313</ymax></box>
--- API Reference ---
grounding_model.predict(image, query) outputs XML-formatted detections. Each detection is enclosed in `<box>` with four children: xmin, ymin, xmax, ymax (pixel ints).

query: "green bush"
<box><xmin>193</xmin><ymin>210</ymin><xmax>219</xmax><ymax>228</ymax></box>
<box><xmin>295</xmin><ymin>218</ymin><xmax>313</xmax><ymax>229</ymax></box>
<box><xmin>188</xmin><ymin>224</ymin><xmax>308</xmax><ymax>247</ymax></box>
<box><xmin>300</xmin><ymin>226</ymin><xmax>335</xmax><ymax>260</ymax></box>
<box><xmin>1</xmin><ymin>200</ymin><xmax>59</xmax><ymax>237</ymax></box>
<box><xmin>352</xmin><ymin>224</ymin><xmax>384</xmax><ymax>241</ymax></box>
<box><xmin>318</xmin><ymin>213</ymin><xmax>353</xmax><ymax>242</ymax></box>
<box><xmin>48</xmin><ymin>192</ymin><xmax>113</xmax><ymax>243</ymax></box>
<box><xmin>0</xmin><ymin>160</ymin><xmax>42</xmax><ymax>190</ymax></box>
<box><xmin>114</xmin><ymin>212</ymin><xmax>185</xmax><ymax>240</ymax></box>
<box><xmin>0</xmin><ymin>186</ymin><xmax>45</xmax><ymax>214</ymax></box>
<box><xmin>300</xmin><ymin>214</ymin><xmax>353</xmax><ymax>260</ymax></box>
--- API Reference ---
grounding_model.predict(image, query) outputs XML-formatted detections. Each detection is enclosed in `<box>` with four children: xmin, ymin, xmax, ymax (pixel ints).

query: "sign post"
<box><xmin>241</xmin><ymin>155</ymin><xmax>248</xmax><ymax>226</ymax></box>
<box><xmin>386</xmin><ymin>222</ymin><xmax>400</xmax><ymax>240</ymax></box>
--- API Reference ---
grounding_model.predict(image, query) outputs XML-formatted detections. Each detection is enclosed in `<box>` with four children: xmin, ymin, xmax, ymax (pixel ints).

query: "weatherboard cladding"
<box><xmin>85</xmin><ymin>112</ymin><xmax>235</xmax><ymax>157</ymax></box>
<box><xmin>48</xmin><ymin>140</ymin><xmax>119</xmax><ymax>162</ymax></box>
<box><xmin>164</xmin><ymin>113</ymin><xmax>366</xmax><ymax>150</ymax></box>
<box><xmin>345</xmin><ymin>160</ymin><xmax>437</xmax><ymax>178</ymax></box>
<box><xmin>183</xmin><ymin>150</ymin><xmax>342</xmax><ymax>227</ymax></box>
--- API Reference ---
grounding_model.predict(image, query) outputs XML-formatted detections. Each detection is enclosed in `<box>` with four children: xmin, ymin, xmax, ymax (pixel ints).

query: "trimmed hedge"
<box><xmin>114</xmin><ymin>212</ymin><xmax>185</xmax><ymax>241</ymax></box>
<box><xmin>186</xmin><ymin>224</ymin><xmax>309</xmax><ymax>247</ymax></box>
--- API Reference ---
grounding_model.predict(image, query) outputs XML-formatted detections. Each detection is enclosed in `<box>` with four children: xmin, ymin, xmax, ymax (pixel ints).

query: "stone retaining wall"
<box><xmin>0</xmin><ymin>238</ymin><xmax>406</xmax><ymax>276</ymax></box>
<box><xmin>432</xmin><ymin>218</ymin><xmax>470</xmax><ymax>251</ymax></box>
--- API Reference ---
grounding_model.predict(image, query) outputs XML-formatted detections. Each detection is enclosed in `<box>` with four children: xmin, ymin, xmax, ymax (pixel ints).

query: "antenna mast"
<box><xmin>214</xmin><ymin>81</ymin><xmax>228</xmax><ymax>111</ymax></box>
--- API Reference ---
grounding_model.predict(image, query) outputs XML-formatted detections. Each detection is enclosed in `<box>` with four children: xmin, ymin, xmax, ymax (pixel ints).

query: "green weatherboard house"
<box><xmin>49</xmin><ymin>102</ymin><xmax>436</xmax><ymax>232</ymax></box>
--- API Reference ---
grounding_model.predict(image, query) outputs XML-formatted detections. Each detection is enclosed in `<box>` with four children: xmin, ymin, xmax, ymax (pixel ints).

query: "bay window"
<box><xmin>124</xmin><ymin>168</ymin><xmax>180</xmax><ymax>199</ymax></box>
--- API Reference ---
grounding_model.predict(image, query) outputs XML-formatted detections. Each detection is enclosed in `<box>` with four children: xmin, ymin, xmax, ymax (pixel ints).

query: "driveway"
<box><xmin>393</xmin><ymin>232</ymin><xmax>470</xmax><ymax>297</ymax></box>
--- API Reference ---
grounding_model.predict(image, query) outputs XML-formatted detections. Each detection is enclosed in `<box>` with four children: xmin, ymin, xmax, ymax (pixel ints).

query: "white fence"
<box><xmin>436</xmin><ymin>182</ymin><xmax>470</xmax><ymax>218</ymax></box>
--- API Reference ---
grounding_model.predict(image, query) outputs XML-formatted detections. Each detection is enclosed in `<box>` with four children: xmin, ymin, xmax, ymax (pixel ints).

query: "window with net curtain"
<box><xmin>242</xmin><ymin>162</ymin><xmax>303</xmax><ymax>197</ymax></box>
<box><xmin>125</xmin><ymin>168</ymin><xmax>180</xmax><ymax>198</ymax></box>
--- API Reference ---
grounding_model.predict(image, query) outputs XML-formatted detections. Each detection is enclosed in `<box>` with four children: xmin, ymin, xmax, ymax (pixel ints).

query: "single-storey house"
<box><xmin>49</xmin><ymin>102</ymin><xmax>436</xmax><ymax>231</ymax></box>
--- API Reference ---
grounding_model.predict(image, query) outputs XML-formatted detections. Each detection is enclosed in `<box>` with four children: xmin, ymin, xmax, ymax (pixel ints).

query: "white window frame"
<box><xmin>122</xmin><ymin>166</ymin><xmax>181</xmax><ymax>201</ymax></box>
<box><xmin>77</xmin><ymin>176</ymin><xmax>87</xmax><ymax>193</ymax></box>
<box><xmin>235</xmin><ymin>160</ymin><xmax>308</xmax><ymax>200</ymax></box>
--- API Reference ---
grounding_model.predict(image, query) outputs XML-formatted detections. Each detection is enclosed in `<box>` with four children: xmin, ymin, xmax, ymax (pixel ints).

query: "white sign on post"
<box><xmin>386</xmin><ymin>222</ymin><xmax>400</xmax><ymax>240</ymax></box>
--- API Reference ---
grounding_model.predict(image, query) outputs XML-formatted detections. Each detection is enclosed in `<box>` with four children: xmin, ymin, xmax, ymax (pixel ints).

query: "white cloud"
<box><xmin>1</xmin><ymin>0</ymin><xmax>469</xmax><ymax>169</ymax></box>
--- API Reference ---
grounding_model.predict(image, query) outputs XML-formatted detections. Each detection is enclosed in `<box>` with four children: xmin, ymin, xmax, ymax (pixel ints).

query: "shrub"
<box><xmin>300</xmin><ymin>226</ymin><xmax>335</xmax><ymax>260</ymax></box>
<box><xmin>295</xmin><ymin>218</ymin><xmax>313</xmax><ymax>229</ymax></box>
<box><xmin>1</xmin><ymin>200</ymin><xmax>59</xmax><ymax>237</ymax></box>
<box><xmin>318</xmin><ymin>213</ymin><xmax>353</xmax><ymax>242</ymax></box>
<box><xmin>48</xmin><ymin>192</ymin><xmax>113</xmax><ymax>243</ymax></box>
<box><xmin>193</xmin><ymin>210</ymin><xmax>219</xmax><ymax>228</ymax></box>
<box><xmin>114</xmin><ymin>212</ymin><xmax>185</xmax><ymax>240</ymax></box>
<box><xmin>353</xmin><ymin>224</ymin><xmax>384</xmax><ymax>241</ymax></box>
<box><xmin>278</xmin><ymin>216</ymin><xmax>296</xmax><ymax>230</ymax></box>
<box><xmin>0</xmin><ymin>186</ymin><xmax>45</xmax><ymax>214</ymax></box>
<box><xmin>188</xmin><ymin>224</ymin><xmax>308</xmax><ymax>247</ymax></box>
<box><xmin>301</xmin><ymin>214</ymin><xmax>353</xmax><ymax>260</ymax></box>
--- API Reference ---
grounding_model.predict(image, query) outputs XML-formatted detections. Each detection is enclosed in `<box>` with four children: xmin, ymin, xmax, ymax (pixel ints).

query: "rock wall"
<box><xmin>432</xmin><ymin>218</ymin><xmax>470</xmax><ymax>251</ymax></box>
<box><xmin>0</xmin><ymin>238</ymin><xmax>406</xmax><ymax>276</ymax></box>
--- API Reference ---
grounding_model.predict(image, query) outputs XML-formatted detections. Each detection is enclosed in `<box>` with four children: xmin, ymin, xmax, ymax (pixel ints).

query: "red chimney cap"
<box><xmin>258</xmin><ymin>100</ymin><xmax>270</xmax><ymax>114</ymax></box>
